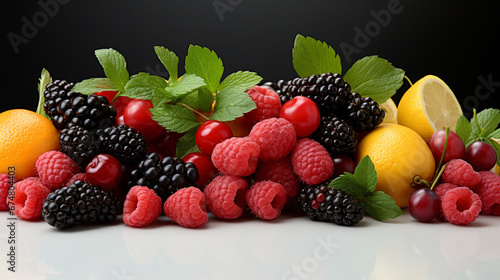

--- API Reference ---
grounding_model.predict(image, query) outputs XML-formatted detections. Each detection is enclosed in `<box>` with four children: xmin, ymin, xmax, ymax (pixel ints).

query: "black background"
<box><xmin>4</xmin><ymin>0</ymin><xmax>500</xmax><ymax>117</ymax></box>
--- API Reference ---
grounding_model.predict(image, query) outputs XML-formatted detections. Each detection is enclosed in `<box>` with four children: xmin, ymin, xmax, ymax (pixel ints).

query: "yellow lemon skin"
<box><xmin>397</xmin><ymin>75</ymin><xmax>462</xmax><ymax>143</ymax></box>
<box><xmin>380</xmin><ymin>98</ymin><xmax>397</xmax><ymax>125</ymax></box>
<box><xmin>356</xmin><ymin>124</ymin><xmax>436</xmax><ymax>208</ymax></box>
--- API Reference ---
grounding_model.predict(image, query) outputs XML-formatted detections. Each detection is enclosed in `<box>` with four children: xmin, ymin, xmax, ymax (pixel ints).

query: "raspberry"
<box><xmin>164</xmin><ymin>187</ymin><xmax>208</xmax><ymax>228</ymax></box>
<box><xmin>433</xmin><ymin>183</ymin><xmax>458</xmax><ymax>199</ymax></box>
<box><xmin>254</xmin><ymin>156</ymin><xmax>300</xmax><ymax>206</ymax></box>
<box><xmin>474</xmin><ymin>171</ymin><xmax>500</xmax><ymax>215</ymax></box>
<box><xmin>441</xmin><ymin>187</ymin><xmax>482</xmax><ymax>225</ymax></box>
<box><xmin>10</xmin><ymin>177</ymin><xmax>50</xmax><ymax>220</ymax></box>
<box><xmin>245</xmin><ymin>181</ymin><xmax>287</xmax><ymax>220</ymax></box>
<box><xmin>211</xmin><ymin>137</ymin><xmax>260</xmax><ymax>177</ymax></box>
<box><xmin>36</xmin><ymin>151</ymin><xmax>80</xmax><ymax>191</ymax></box>
<box><xmin>291</xmin><ymin>138</ymin><xmax>334</xmax><ymax>185</ymax></box>
<box><xmin>65</xmin><ymin>173</ymin><xmax>88</xmax><ymax>188</ymax></box>
<box><xmin>204</xmin><ymin>175</ymin><xmax>248</xmax><ymax>220</ymax></box>
<box><xmin>442</xmin><ymin>159</ymin><xmax>481</xmax><ymax>189</ymax></box>
<box><xmin>244</xmin><ymin>85</ymin><xmax>282</xmax><ymax>125</ymax></box>
<box><xmin>123</xmin><ymin>186</ymin><xmax>162</xmax><ymax>227</ymax></box>
<box><xmin>0</xmin><ymin>174</ymin><xmax>14</xmax><ymax>211</ymax></box>
<box><xmin>249</xmin><ymin>118</ymin><xmax>296</xmax><ymax>161</ymax></box>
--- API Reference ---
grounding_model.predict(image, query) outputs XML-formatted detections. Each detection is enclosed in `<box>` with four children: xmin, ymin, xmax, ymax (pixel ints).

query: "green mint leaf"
<box><xmin>363</xmin><ymin>191</ymin><xmax>402</xmax><ymax>221</ymax></box>
<box><xmin>471</xmin><ymin>108</ymin><xmax>500</xmax><ymax>138</ymax></box>
<box><xmin>154</xmin><ymin>46</ymin><xmax>179</xmax><ymax>82</ymax></box>
<box><xmin>455</xmin><ymin>115</ymin><xmax>472</xmax><ymax>144</ymax></box>
<box><xmin>344</xmin><ymin>55</ymin><xmax>405</xmax><ymax>104</ymax></box>
<box><xmin>72</xmin><ymin>78</ymin><xmax>117</xmax><ymax>95</ymax></box>
<box><xmin>329</xmin><ymin>173</ymin><xmax>370</xmax><ymax>199</ymax></box>
<box><xmin>197</xmin><ymin>87</ymin><xmax>215</xmax><ymax>113</ymax></box>
<box><xmin>165</xmin><ymin>74</ymin><xmax>206</xmax><ymax>102</ymax></box>
<box><xmin>185</xmin><ymin>45</ymin><xmax>224</xmax><ymax>93</ymax></box>
<box><xmin>176</xmin><ymin>127</ymin><xmax>201</xmax><ymax>158</ymax></box>
<box><xmin>488</xmin><ymin>129</ymin><xmax>500</xmax><ymax>139</ymax></box>
<box><xmin>124</xmin><ymin>73</ymin><xmax>169</xmax><ymax>106</ymax></box>
<box><xmin>353</xmin><ymin>155</ymin><xmax>377</xmax><ymax>192</ymax></box>
<box><xmin>36</xmin><ymin>68</ymin><xmax>52</xmax><ymax>118</ymax></box>
<box><xmin>150</xmin><ymin>104</ymin><xmax>200</xmax><ymax>133</ymax></box>
<box><xmin>219</xmin><ymin>71</ymin><xmax>262</xmax><ymax>92</ymax></box>
<box><xmin>292</xmin><ymin>34</ymin><xmax>342</xmax><ymax>78</ymax></box>
<box><xmin>209</xmin><ymin>87</ymin><xmax>256</xmax><ymax>122</ymax></box>
<box><xmin>95</xmin><ymin>48</ymin><xmax>129</xmax><ymax>93</ymax></box>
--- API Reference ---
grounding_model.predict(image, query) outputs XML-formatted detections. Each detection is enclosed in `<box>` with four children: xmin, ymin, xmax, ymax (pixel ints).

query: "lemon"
<box><xmin>356</xmin><ymin>124</ymin><xmax>435</xmax><ymax>208</ymax></box>
<box><xmin>380</xmin><ymin>98</ymin><xmax>397</xmax><ymax>124</ymax></box>
<box><xmin>397</xmin><ymin>75</ymin><xmax>462</xmax><ymax>143</ymax></box>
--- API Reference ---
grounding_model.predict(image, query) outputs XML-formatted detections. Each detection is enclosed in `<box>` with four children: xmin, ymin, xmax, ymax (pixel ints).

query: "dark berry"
<box><xmin>313</xmin><ymin>113</ymin><xmax>356</xmax><ymax>156</ymax></box>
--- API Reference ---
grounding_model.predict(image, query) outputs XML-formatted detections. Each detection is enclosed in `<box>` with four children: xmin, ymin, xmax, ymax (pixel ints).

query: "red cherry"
<box><xmin>182</xmin><ymin>152</ymin><xmax>219</xmax><ymax>190</ymax></box>
<box><xmin>429</xmin><ymin>130</ymin><xmax>465</xmax><ymax>164</ymax></box>
<box><xmin>465</xmin><ymin>141</ymin><xmax>497</xmax><ymax>171</ymax></box>
<box><xmin>195</xmin><ymin>120</ymin><xmax>233</xmax><ymax>155</ymax></box>
<box><xmin>332</xmin><ymin>154</ymin><xmax>356</xmax><ymax>178</ymax></box>
<box><xmin>86</xmin><ymin>154</ymin><xmax>123</xmax><ymax>190</ymax></box>
<box><xmin>408</xmin><ymin>188</ymin><xmax>441</xmax><ymax>222</ymax></box>
<box><xmin>280</xmin><ymin>96</ymin><xmax>320</xmax><ymax>137</ymax></box>
<box><xmin>148</xmin><ymin>129</ymin><xmax>182</xmax><ymax>158</ymax></box>
<box><xmin>123</xmin><ymin>99</ymin><xmax>163</xmax><ymax>141</ymax></box>
<box><xmin>111</xmin><ymin>96</ymin><xmax>132</xmax><ymax>113</ymax></box>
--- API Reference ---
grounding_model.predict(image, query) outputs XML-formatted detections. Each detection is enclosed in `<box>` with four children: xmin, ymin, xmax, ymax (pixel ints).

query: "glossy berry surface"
<box><xmin>429</xmin><ymin>130</ymin><xmax>465</xmax><ymax>164</ymax></box>
<box><xmin>408</xmin><ymin>188</ymin><xmax>441</xmax><ymax>222</ymax></box>
<box><xmin>148</xmin><ymin>129</ymin><xmax>182</xmax><ymax>158</ymax></box>
<box><xmin>465</xmin><ymin>141</ymin><xmax>497</xmax><ymax>171</ymax></box>
<box><xmin>123</xmin><ymin>99</ymin><xmax>163</xmax><ymax>141</ymax></box>
<box><xmin>94</xmin><ymin>90</ymin><xmax>119</xmax><ymax>104</ymax></box>
<box><xmin>86</xmin><ymin>154</ymin><xmax>123</xmax><ymax>190</ymax></box>
<box><xmin>332</xmin><ymin>154</ymin><xmax>356</xmax><ymax>178</ymax></box>
<box><xmin>280</xmin><ymin>96</ymin><xmax>320</xmax><ymax>137</ymax></box>
<box><xmin>182</xmin><ymin>152</ymin><xmax>219</xmax><ymax>189</ymax></box>
<box><xmin>195</xmin><ymin>120</ymin><xmax>233</xmax><ymax>155</ymax></box>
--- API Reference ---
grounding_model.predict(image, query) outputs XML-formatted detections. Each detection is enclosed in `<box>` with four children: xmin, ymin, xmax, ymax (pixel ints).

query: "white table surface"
<box><xmin>1</xmin><ymin>209</ymin><xmax>499</xmax><ymax>280</ymax></box>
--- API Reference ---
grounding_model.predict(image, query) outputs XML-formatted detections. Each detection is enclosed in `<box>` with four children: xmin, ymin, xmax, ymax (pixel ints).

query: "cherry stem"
<box><xmin>433</xmin><ymin>126</ymin><xmax>450</xmax><ymax>180</ymax></box>
<box><xmin>178</xmin><ymin>102</ymin><xmax>210</xmax><ymax>121</ymax></box>
<box><xmin>404</xmin><ymin>76</ymin><xmax>413</xmax><ymax>87</ymax></box>
<box><xmin>413</xmin><ymin>176</ymin><xmax>430</xmax><ymax>188</ymax></box>
<box><xmin>430</xmin><ymin>164</ymin><xmax>446</xmax><ymax>191</ymax></box>
<box><xmin>472</xmin><ymin>108</ymin><xmax>484</xmax><ymax>138</ymax></box>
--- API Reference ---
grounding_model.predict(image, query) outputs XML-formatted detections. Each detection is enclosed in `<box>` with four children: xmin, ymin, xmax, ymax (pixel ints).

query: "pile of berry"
<box><xmin>408</xmin><ymin>129</ymin><xmax>500</xmax><ymax>225</ymax></box>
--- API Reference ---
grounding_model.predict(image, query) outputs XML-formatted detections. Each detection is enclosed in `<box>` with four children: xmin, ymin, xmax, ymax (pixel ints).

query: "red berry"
<box><xmin>280</xmin><ymin>96</ymin><xmax>321</xmax><ymax>137</ymax></box>
<box><xmin>245</xmin><ymin>181</ymin><xmax>287</xmax><ymax>220</ymax></box>
<box><xmin>408</xmin><ymin>188</ymin><xmax>441</xmax><ymax>222</ymax></box>
<box><xmin>249</xmin><ymin>118</ymin><xmax>296</xmax><ymax>161</ymax></box>
<box><xmin>464</xmin><ymin>141</ymin><xmax>497</xmax><ymax>171</ymax></box>
<box><xmin>429</xmin><ymin>130</ymin><xmax>465</xmax><ymax>164</ymax></box>
<box><xmin>204</xmin><ymin>175</ymin><xmax>248</xmax><ymax>220</ymax></box>
<box><xmin>148</xmin><ymin>129</ymin><xmax>182</xmax><ymax>158</ymax></box>
<box><xmin>291</xmin><ymin>138</ymin><xmax>334</xmax><ymax>185</ymax></box>
<box><xmin>332</xmin><ymin>154</ymin><xmax>356</xmax><ymax>178</ymax></box>
<box><xmin>11</xmin><ymin>177</ymin><xmax>50</xmax><ymax>220</ymax></box>
<box><xmin>196</xmin><ymin>120</ymin><xmax>233</xmax><ymax>155</ymax></box>
<box><xmin>35</xmin><ymin>151</ymin><xmax>80</xmax><ymax>191</ymax></box>
<box><xmin>123</xmin><ymin>99</ymin><xmax>163</xmax><ymax>141</ymax></box>
<box><xmin>123</xmin><ymin>186</ymin><xmax>162</xmax><ymax>227</ymax></box>
<box><xmin>182</xmin><ymin>152</ymin><xmax>219</xmax><ymax>189</ymax></box>
<box><xmin>211</xmin><ymin>137</ymin><xmax>260</xmax><ymax>177</ymax></box>
<box><xmin>111</xmin><ymin>96</ymin><xmax>132</xmax><ymax>112</ymax></box>
<box><xmin>164</xmin><ymin>187</ymin><xmax>208</xmax><ymax>228</ymax></box>
<box><xmin>441</xmin><ymin>187</ymin><xmax>482</xmax><ymax>225</ymax></box>
<box><xmin>86</xmin><ymin>154</ymin><xmax>122</xmax><ymax>190</ymax></box>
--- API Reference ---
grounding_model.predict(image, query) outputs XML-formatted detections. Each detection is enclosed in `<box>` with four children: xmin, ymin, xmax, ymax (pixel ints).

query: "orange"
<box><xmin>0</xmin><ymin>109</ymin><xmax>60</xmax><ymax>180</ymax></box>
<box><xmin>356</xmin><ymin>124</ymin><xmax>435</xmax><ymax>208</ymax></box>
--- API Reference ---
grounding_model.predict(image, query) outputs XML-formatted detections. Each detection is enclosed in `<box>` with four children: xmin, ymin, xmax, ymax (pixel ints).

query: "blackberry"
<box><xmin>95</xmin><ymin>124</ymin><xmax>148</xmax><ymax>165</ymax></box>
<box><xmin>297</xmin><ymin>181</ymin><xmax>364</xmax><ymax>226</ymax></box>
<box><xmin>42</xmin><ymin>180</ymin><xmax>120</xmax><ymax>229</ymax></box>
<box><xmin>342</xmin><ymin>93</ymin><xmax>385</xmax><ymax>133</ymax></box>
<box><xmin>313</xmin><ymin>113</ymin><xmax>356</xmax><ymax>156</ymax></box>
<box><xmin>43</xmin><ymin>80</ymin><xmax>117</xmax><ymax>131</ymax></box>
<box><xmin>126</xmin><ymin>153</ymin><xmax>199</xmax><ymax>202</ymax></box>
<box><xmin>59</xmin><ymin>125</ymin><xmax>100</xmax><ymax>167</ymax></box>
<box><xmin>264</xmin><ymin>73</ymin><xmax>354</xmax><ymax>112</ymax></box>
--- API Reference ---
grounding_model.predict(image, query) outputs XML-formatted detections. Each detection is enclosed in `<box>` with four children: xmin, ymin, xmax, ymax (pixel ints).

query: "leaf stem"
<box><xmin>178</xmin><ymin>102</ymin><xmax>209</xmax><ymax>121</ymax></box>
<box><xmin>404</xmin><ymin>76</ymin><xmax>413</xmax><ymax>87</ymax></box>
